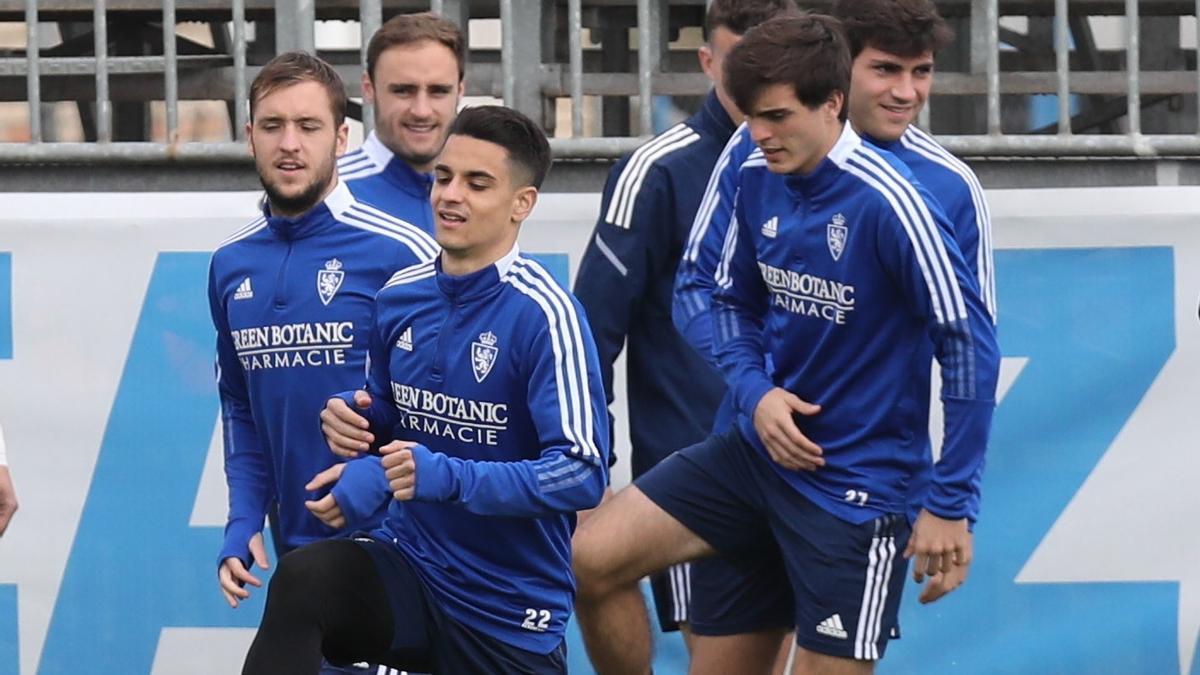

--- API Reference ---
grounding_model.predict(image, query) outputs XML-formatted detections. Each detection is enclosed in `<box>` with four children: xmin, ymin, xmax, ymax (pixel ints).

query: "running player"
<box><xmin>242</xmin><ymin>105</ymin><xmax>608</xmax><ymax>675</ymax></box>
<box><xmin>668</xmin><ymin>1</ymin><xmax>997</xmax><ymax>667</ymax></box>
<box><xmin>209</xmin><ymin>50</ymin><xmax>436</xmax><ymax>618</ymax></box>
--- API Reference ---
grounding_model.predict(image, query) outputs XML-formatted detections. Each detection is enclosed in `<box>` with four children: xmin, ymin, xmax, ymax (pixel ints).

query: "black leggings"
<box><xmin>242</xmin><ymin>539</ymin><xmax>397</xmax><ymax>675</ymax></box>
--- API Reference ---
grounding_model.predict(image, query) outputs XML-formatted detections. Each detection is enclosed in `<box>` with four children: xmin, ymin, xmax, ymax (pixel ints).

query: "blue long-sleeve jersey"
<box><xmin>347</xmin><ymin>245</ymin><xmax>609</xmax><ymax>654</ymax></box>
<box><xmin>713</xmin><ymin>124</ymin><xmax>999</xmax><ymax>525</ymax></box>
<box><xmin>677</xmin><ymin>123</ymin><xmax>997</xmax><ymax>519</ymax></box>
<box><xmin>676</xmin><ymin>122</ymin><xmax>996</xmax><ymax>359</ymax></box>
<box><xmin>208</xmin><ymin>180</ymin><xmax>439</xmax><ymax>566</ymax></box>
<box><xmin>337</xmin><ymin>130</ymin><xmax>435</xmax><ymax>235</ymax></box>
<box><xmin>574</xmin><ymin>91</ymin><xmax>734</xmax><ymax>475</ymax></box>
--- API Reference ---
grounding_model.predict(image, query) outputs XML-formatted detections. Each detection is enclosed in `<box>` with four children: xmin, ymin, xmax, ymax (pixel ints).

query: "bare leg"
<box><xmin>679</xmin><ymin>623</ymin><xmax>694</xmax><ymax>654</ymax></box>
<box><xmin>791</xmin><ymin>647</ymin><xmax>874</xmax><ymax>675</ymax></box>
<box><xmin>573</xmin><ymin>485</ymin><xmax>716</xmax><ymax>675</ymax></box>
<box><xmin>688</xmin><ymin>629</ymin><xmax>791</xmax><ymax>675</ymax></box>
<box><xmin>772</xmin><ymin>633</ymin><xmax>796</xmax><ymax>675</ymax></box>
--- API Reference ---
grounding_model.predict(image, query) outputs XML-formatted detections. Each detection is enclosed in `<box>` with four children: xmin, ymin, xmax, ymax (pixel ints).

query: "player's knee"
<box><xmin>572</xmin><ymin>529</ymin><xmax>619</xmax><ymax>600</ymax></box>
<box><xmin>268</xmin><ymin>542</ymin><xmax>340</xmax><ymax>610</ymax></box>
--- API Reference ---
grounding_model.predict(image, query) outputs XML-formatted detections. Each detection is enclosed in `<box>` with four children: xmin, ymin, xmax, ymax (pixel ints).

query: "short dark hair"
<box><xmin>250</xmin><ymin>51</ymin><xmax>347</xmax><ymax>125</ymax></box>
<box><xmin>704</xmin><ymin>0</ymin><xmax>799</xmax><ymax>39</ymax></box>
<box><xmin>448</xmin><ymin>106</ymin><xmax>552</xmax><ymax>189</ymax></box>
<box><xmin>725</xmin><ymin>14</ymin><xmax>851</xmax><ymax>122</ymax></box>
<box><xmin>367</xmin><ymin>12</ymin><xmax>466</xmax><ymax>82</ymax></box>
<box><xmin>831</xmin><ymin>0</ymin><xmax>955</xmax><ymax>59</ymax></box>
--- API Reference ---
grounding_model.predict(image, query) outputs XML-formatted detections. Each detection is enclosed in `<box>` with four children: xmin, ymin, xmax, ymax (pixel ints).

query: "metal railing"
<box><xmin>2</xmin><ymin>0</ymin><xmax>1200</xmax><ymax>162</ymax></box>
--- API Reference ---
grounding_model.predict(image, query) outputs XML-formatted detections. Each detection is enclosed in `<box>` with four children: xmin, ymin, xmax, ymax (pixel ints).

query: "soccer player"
<box><xmin>0</xmin><ymin>421</ymin><xmax>17</xmax><ymax>535</ymax></box>
<box><xmin>574</xmin><ymin>14</ymin><xmax>999</xmax><ymax>675</ymax></box>
<box><xmin>208</xmin><ymin>51</ymin><xmax>437</xmax><ymax>617</ymax></box>
<box><xmin>337</xmin><ymin>12</ymin><xmax>465</xmax><ymax>234</ymax></box>
<box><xmin>669</xmin><ymin>0</ymin><xmax>997</xmax><ymax>665</ymax></box>
<box><xmin>241</xmin><ymin>105</ymin><xmax>609</xmax><ymax>675</ymax></box>
<box><xmin>572</xmin><ymin>0</ymin><xmax>795</xmax><ymax>650</ymax></box>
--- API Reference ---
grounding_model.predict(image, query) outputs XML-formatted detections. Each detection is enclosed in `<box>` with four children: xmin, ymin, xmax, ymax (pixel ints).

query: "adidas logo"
<box><xmin>233</xmin><ymin>277</ymin><xmax>254</xmax><ymax>300</ymax></box>
<box><xmin>761</xmin><ymin>216</ymin><xmax>779</xmax><ymax>238</ymax></box>
<box><xmin>816</xmin><ymin>613</ymin><xmax>848</xmax><ymax>640</ymax></box>
<box><xmin>395</xmin><ymin>326</ymin><xmax>413</xmax><ymax>352</ymax></box>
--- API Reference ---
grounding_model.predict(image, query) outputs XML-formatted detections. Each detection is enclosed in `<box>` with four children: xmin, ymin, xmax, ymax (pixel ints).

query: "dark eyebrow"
<box><xmin>433</xmin><ymin>166</ymin><xmax>498</xmax><ymax>182</ymax></box>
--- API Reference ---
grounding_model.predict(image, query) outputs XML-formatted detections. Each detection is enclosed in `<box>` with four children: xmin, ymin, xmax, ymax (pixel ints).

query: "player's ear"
<box><xmin>361</xmin><ymin>71</ymin><xmax>376</xmax><ymax>105</ymax></box>
<box><xmin>335</xmin><ymin>121</ymin><xmax>349</xmax><ymax>156</ymax></box>
<box><xmin>510</xmin><ymin>185</ymin><xmax>538</xmax><ymax>225</ymax></box>
<box><xmin>698</xmin><ymin>44</ymin><xmax>715</xmax><ymax>80</ymax></box>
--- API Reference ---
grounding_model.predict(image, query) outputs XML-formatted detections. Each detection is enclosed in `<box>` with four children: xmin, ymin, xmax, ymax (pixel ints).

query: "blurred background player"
<box><xmin>207</xmin><ymin>50</ymin><xmax>437</xmax><ymax>673</ymax></box>
<box><xmin>337</xmin><ymin>12</ymin><xmax>465</xmax><ymax>235</ymax></box>
<box><xmin>571</xmin><ymin>0</ymin><xmax>796</xmax><ymax>659</ymax></box>
<box><xmin>670</xmin><ymin>0</ymin><xmax>998</xmax><ymax>667</ymax></box>
<box><xmin>0</xmin><ymin>421</ymin><xmax>17</xmax><ymax>536</ymax></box>
<box><xmin>243</xmin><ymin>105</ymin><xmax>608</xmax><ymax>675</ymax></box>
<box><xmin>574</xmin><ymin>14</ymin><xmax>999</xmax><ymax>674</ymax></box>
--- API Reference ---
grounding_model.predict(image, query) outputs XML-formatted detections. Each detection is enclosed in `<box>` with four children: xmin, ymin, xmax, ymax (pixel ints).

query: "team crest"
<box><xmin>317</xmin><ymin>258</ymin><xmax>345</xmax><ymax>306</ymax></box>
<box><xmin>471</xmin><ymin>331</ymin><xmax>499</xmax><ymax>383</ymax></box>
<box><xmin>827</xmin><ymin>213</ymin><xmax>848</xmax><ymax>261</ymax></box>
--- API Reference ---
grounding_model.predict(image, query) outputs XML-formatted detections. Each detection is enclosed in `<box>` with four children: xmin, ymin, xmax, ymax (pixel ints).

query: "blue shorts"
<box><xmin>636</xmin><ymin>429</ymin><xmax>911</xmax><ymax>660</ymax></box>
<box><xmin>353</xmin><ymin>537</ymin><xmax>567</xmax><ymax>674</ymax></box>
<box><xmin>646</xmin><ymin>564</ymin><xmax>690</xmax><ymax>633</ymax></box>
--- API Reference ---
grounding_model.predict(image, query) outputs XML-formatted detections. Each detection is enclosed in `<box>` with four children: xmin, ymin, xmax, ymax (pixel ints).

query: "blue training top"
<box><xmin>208</xmin><ymin>180</ymin><xmax>439</xmax><ymax>566</ymax></box>
<box><xmin>338</xmin><ymin>130</ymin><xmax>436</xmax><ymax>236</ymax></box>
<box><xmin>676</xmin><ymin>122</ymin><xmax>998</xmax><ymax>522</ymax></box>
<box><xmin>573</xmin><ymin>90</ymin><xmax>735</xmax><ymax>475</ymax></box>
<box><xmin>713</xmin><ymin>124</ymin><xmax>999</xmax><ymax>525</ymax></box>
<box><xmin>345</xmin><ymin>245</ymin><xmax>609</xmax><ymax>654</ymax></box>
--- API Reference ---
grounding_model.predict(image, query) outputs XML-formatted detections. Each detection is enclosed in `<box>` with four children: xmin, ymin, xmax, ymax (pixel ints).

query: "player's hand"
<box><xmin>217</xmin><ymin>532</ymin><xmax>270</xmax><ymax>609</ymax></box>
<box><xmin>904</xmin><ymin>509</ymin><xmax>972</xmax><ymax>585</ymax></box>
<box><xmin>751</xmin><ymin>388</ymin><xmax>823</xmax><ymax>471</ymax></box>
<box><xmin>321</xmin><ymin>391</ymin><xmax>375</xmax><ymax>458</ymax></box>
<box><xmin>304</xmin><ymin>463</ymin><xmax>347</xmax><ymax>529</ymax></box>
<box><xmin>918</xmin><ymin>559</ymin><xmax>969</xmax><ymax>604</ymax></box>
<box><xmin>0</xmin><ymin>466</ymin><xmax>17</xmax><ymax>536</ymax></box>
<box><xmin>381</xmin><ymin>441</ymin><xmax>418</xmax><ymax>501</ymax></box>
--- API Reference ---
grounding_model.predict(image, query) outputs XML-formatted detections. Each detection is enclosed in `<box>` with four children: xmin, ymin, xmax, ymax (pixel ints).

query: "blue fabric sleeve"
<box><xmin>573</xmin><ymin>161</ymin><xmax>674</xmax><ymax>461</ymax></box>
<box><xmin>409</xmin><ymin>444</ymin><xmax>604</xmax><ymax>516</ymax></box>
<box><xmin>874</xmin><ymin>182</ymin><xmax>1000</xmax><ymax>522</ymax></box>
<box><xmin>208</xmin><ymin>262</ymin><xmax>271</xmax><ymax>568</ymax></box>
<box><xmin>673</xmin><ymin>126</ymin><xmax>749</xmax><ymax>367</ymax></box>
<box><xmin>711</xmin><ymin>190</ymin><xmax>776</xmax><ymax>420</ymax></box>
<box><xmin>329</xmin><ymin>455</ymin><xmax>391</xmax><ymax>526</ymax></box>
<box><xmin>407</xmin><ymin>296</ymin><xmax>610</xmax><ymax>516</ymax></box>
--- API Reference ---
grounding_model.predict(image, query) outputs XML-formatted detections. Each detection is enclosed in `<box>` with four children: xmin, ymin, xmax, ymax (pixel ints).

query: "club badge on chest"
<box><xmin>472</xmin><ymin>331</ymin><xmax>499</xmax><ymax>383</ymax></box>
<box><xmin>318</xmin><ymin>258</ymin><xmax>345</xmax><ymax>306</ymax></box>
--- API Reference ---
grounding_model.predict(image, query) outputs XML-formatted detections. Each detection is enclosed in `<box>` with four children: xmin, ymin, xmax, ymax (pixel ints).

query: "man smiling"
<box><xmin>338</xmin><ymin>12</ymin><xmax>466</xmax><ymax>235</ymax></box>
<box><xmin>242</xmin><ymin>106</ymin><xmax>608</xmax><ymax>675</ymax></box>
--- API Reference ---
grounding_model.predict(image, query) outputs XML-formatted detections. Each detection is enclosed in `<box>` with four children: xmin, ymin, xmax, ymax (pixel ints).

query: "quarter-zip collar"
<box><xmin>264</xmin><ymin>179</ymin><xmax>354</xmax><ymax>241</ymax></box>
<box><xmin>361</xmin><ymin>130</ymin><xmax>435</xmax><ymax>200</ymax></box>
<box><xmin>784</xmin><ymin>122</ymin><xmax>860</xmax><ymax>201</ymax></box>
<box><xmin>435</xmin><ymin>244</ymin><xmax>520</xmax><ymax>302</ymax></box>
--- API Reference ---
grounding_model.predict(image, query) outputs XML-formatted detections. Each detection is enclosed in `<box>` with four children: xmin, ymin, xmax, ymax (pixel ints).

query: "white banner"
<box><xmin>0</xmin><ymin>187</ymin><xmax>1198</xmax><ymax>674</ymax></box>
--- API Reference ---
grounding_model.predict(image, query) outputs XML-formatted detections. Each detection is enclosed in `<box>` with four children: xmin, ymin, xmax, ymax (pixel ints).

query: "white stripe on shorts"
<box><xmin>854</xmin><ymin>530</ymin><xmax>897</xmax><ymax>660</ymax></box>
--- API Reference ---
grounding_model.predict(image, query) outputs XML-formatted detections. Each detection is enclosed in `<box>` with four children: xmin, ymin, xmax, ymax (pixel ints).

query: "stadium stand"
<box><xmin>0</xmin><ymin>0</ymin><xmax>1199</xmax><ymax>189</ymax></box>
